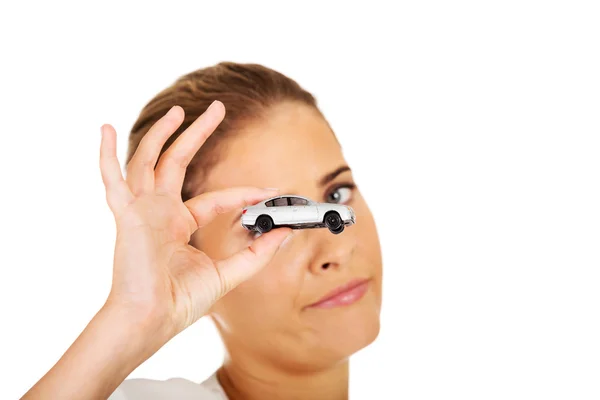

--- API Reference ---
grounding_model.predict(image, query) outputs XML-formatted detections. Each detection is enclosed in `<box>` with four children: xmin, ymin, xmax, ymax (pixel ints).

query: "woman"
<box><xmin>23</xmin><ymin>62</ymin><xmax>383</xmax><ymax>399</ymax></box>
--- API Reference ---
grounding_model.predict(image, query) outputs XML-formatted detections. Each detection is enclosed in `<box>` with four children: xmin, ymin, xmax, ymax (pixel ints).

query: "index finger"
<box><xmin>184</xmin><ymin>187</ymin><xmax>280</xmax><ymax>229</ymax></box>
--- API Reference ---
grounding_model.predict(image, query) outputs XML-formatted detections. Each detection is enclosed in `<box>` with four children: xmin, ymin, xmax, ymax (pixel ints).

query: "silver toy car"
<box><xmin>241</xmin><ymin>195</ymin><xmax>355</xmax><ymax>234</ymax></box>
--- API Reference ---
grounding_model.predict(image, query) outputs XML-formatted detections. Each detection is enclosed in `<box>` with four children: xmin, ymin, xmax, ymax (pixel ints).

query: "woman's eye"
<box><xmin>326</xmin><ymin>185</ymin><xmax>354</xmax><ymax>204</ymax></box>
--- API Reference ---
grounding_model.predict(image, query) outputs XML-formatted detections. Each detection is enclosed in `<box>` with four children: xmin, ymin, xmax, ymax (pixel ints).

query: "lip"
<box><xmin>306</xmin><ymin>278</ymin><xmax>371</xmax><ymax>309</ymax></box>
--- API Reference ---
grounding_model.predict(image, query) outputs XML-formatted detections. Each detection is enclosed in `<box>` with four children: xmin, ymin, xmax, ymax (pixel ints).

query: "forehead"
<box><xmin>202</xmin><ymin>102</ymin><xmax>346</xmax><ymax>192</ymax></box>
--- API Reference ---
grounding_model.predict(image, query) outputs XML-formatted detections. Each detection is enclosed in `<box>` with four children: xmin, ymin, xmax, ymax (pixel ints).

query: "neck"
<box><xmin>216</xmin><ymin>356</ymin><xmax>350</xmax><ymax>400</ymax></box>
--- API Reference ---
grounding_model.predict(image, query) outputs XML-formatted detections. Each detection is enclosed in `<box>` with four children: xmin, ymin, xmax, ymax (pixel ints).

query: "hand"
<box><xmin>99</xmin><ymin>101</ymin><xmax>291</xmax><ymax>343</ymax></box>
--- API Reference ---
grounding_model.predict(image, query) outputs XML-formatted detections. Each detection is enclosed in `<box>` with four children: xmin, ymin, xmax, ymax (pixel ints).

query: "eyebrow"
<box><xmin>318</xmin><ymin>165</ymin><xmax>351</xmax><ymax>187</ymax></box>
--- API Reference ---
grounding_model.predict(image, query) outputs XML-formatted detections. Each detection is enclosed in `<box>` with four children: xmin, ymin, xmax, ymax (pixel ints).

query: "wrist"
<box><xmin>99</xmin><ymin>299</ymin><xmax>175</xmax><ymax>358</ymax></box>
<box><xmin>21</xmin><ymin>299</ymin><xmax>174</xmax><ymax>399</ymax></box>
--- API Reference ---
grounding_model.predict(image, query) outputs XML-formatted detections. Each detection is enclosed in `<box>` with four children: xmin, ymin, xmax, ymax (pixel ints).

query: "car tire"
<box><xmin>324</xmin><ymin>211</ymin><xmax>343</xmax><ymax>233</ymax></box>
<box><xmin>331</xmin><ymin>224</ymin><xmax>345</xmax><ymax>234</ymax></box>
<box><xmin>256</xmin><ymin>215</ymin><xmax>274</xmax><ymax>233</ymax></box>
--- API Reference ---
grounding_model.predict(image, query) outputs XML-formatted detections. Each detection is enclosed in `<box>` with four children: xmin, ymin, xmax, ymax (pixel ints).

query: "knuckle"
<box><xmin>219</xmin><ymin>274</ymin><xmax>231</xmax><ymax>296</ymax></box>
<box><xmin>169</xmin><ymin>153</ymin><xmax>188</xmax><ymax>169</ymax></box>
<box><xmin>246</xmin><ymin>243</ymin><xmax>258</xmax><ymax>258</ymax></box>
<box><xmin>139</xmin><ymin>157</ymin><xmax>155</xmax><ymax>169</ymax></box>
<box><xmin>212</xmin><ymin>203</ymin><xmax>226</xmax><ymax>215</ymax></box>
<box><xmin>187</xmin><ymin>207</ymin><xmax>204</xmax><ymax>229</ymax></box>
<box><xmin>235</xmin><ymin>247</ymin><xmax>256</xmax><ymax>268</ymax></box>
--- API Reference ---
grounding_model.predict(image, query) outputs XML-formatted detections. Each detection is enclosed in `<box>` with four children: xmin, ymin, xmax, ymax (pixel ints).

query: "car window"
<box><xmin>290</xmin><ymin>197</ymin><xmax>308</xmax><ymax>206</ymax></box>
<box><xmin>265</xmin><ymin>200</ymin><xmax>275</xmax><ymax>207</ymax></box>
<box><xmin>273</xmin><ymin>197</ymin><xmax>288</xmax><ymax>207</ymax></box>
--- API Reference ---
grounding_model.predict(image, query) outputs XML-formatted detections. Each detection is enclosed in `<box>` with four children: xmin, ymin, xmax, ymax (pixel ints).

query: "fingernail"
<box><xmin>207</xmin><ymin>100</ymin><xmax>219</xmax><ymax>111</ymax></box>
<box><xmin>279</xmin><ymin>230</ymin><xmax>295</xmax><ymax>248</ymax></box>
<box><xmin>166</xmin><ymin>105</ymin><xmax>179</xmax><ymax>117</ymax></box>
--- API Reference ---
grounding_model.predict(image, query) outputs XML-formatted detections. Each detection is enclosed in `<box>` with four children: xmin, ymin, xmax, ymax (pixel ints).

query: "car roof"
<box><xmin>263</xmin><ymin>194</ymin><xmax>313</xmax><ymax>203</ymax></box>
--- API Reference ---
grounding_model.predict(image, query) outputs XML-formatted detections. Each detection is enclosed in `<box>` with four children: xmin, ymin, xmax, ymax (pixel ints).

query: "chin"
<box><xmin>305</xmin><ymin>293</ymin><xmax>382</xmax><ymax>367</ymax></box>
<box><xmin>338</xmin><ymin>308</ymin><xmax>381</xmax><ymax>355</ymax></box>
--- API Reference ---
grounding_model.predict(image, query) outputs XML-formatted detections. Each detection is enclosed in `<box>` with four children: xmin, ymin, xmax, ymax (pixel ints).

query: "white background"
<box><xmin>1</xmin><ymin>1</ymin><xmax>599</xmax><ymax>399</ymax></box>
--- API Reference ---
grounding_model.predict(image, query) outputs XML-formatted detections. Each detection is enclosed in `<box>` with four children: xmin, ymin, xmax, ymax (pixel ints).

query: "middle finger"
<box><xmin>155</xmin><ymin>100</ymin><xmax>225</xmax><ymax>194</ymax></box>
<box><xmin>126</xmin><ymin>105</ymin><xmax>185</xmax><ymax>195</ymax></box>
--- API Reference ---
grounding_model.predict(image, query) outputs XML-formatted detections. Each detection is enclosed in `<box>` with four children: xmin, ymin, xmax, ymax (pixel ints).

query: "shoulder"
<box><xmin>109</xmin><ymin>373</ymin><xmax>227</xmax><ymax>400</ymax></box>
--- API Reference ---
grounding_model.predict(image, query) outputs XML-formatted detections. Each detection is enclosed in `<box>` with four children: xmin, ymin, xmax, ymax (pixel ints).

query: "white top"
<box><xmin>109</xmin><ymin>371</ymin><xmax>228</xmax><ymax>400</ymax></box>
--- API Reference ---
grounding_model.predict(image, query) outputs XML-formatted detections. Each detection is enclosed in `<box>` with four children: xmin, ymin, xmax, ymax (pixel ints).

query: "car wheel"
<box><xmin>324</xmin><ymin>211</ymin><xmax>343</xmax><ymax>232</ymax></box>
<box><xmin>256</xmin><ymin>215</ymin><xmax>274</xmax><ymax>233</ymax></box>
<box><xmin>331</xmin><ymin>224</ymin><xmax>345</xmax><ymax>234</ymax></box>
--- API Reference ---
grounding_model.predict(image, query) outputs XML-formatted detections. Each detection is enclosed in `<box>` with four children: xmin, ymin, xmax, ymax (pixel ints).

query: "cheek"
<box><xmin>357</xmin><ymin>213</ymin><xmax>381</xmax><ymax>266</ymax></box>
<box><xmin>352</xmin><ymin>195</ymin><xmax>383</xmax><ymax>288</ymax></box>
<box><xmin>353</xmin><ymin>195</ymin><xmax>382</xmax><ymax>255</ymax></box>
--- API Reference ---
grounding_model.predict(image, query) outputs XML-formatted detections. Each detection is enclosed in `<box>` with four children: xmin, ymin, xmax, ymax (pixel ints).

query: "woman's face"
<box><xmin>190</xmin><ymin>102</ymin><xmax>382</xmax><ymax>371</ymax></box>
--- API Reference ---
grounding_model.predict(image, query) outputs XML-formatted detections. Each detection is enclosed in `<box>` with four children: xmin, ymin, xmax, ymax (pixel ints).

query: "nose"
<box><xmin>307</xmin><ymin>227</ymin><xmax>357</xmax><ymax>275</ymax></box>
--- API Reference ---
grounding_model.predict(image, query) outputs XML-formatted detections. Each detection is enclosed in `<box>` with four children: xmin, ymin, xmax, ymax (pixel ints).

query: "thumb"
<box><xmin>214</xmin><ymin>228</ymin><xmax>293</xmax><ymax>295</ymax></box>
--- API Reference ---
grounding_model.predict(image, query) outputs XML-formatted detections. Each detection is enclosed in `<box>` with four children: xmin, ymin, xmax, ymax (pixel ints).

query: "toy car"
<box><xmin>241</xmin><ymin>195</ymin><xmax>356</xmax><ymax>234</ymax></box>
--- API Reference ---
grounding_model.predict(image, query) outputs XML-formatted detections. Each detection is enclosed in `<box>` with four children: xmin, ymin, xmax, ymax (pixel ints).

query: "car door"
<box><xmin>270</xmin><ymin>197</ymin><xmax>291</xmax><ymax>224</ymax></box>
<box><xmin>290</xmin><ymin>197</ymin><xmax>317</xmax><ymax>223</ymax></box>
